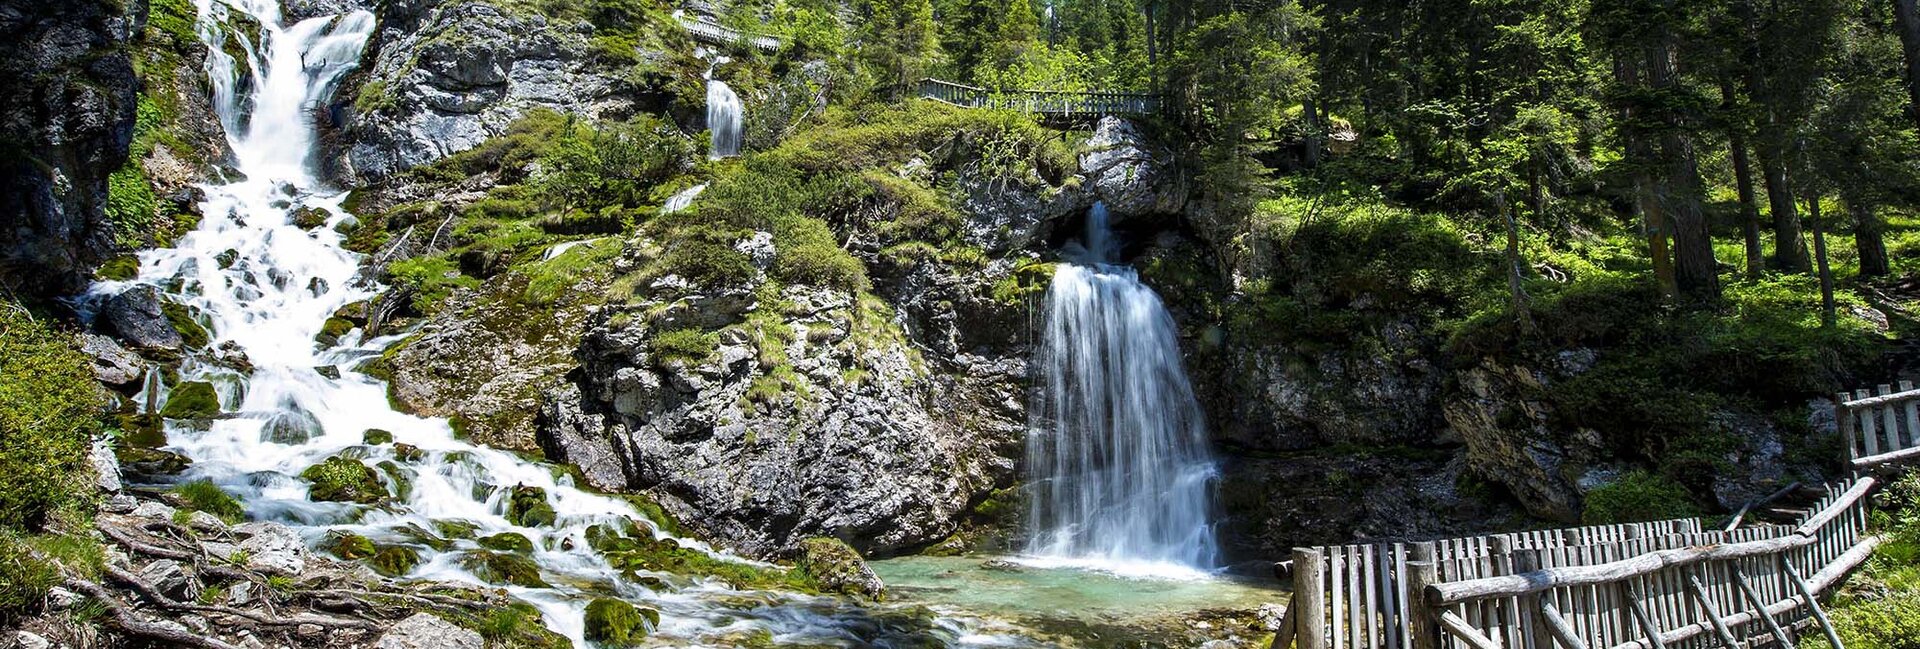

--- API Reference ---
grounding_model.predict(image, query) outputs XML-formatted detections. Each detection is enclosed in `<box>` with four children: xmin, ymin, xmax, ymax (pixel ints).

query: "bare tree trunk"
<box><xmin>1893</xmin><ymin>0</ymin><xmax>1920</xmax><ymax>128</ymax></box>
<box><xmin>1723</xmin><ymin>84</ymin><xmax>1766</xmax><ymax>278</ymax></box>
<box><xmin>1303</xmin><ymin>99</ymin><xmax>1325</xmax><ymax>167</ymax></box>
<box><xmin>1496</xmin><ymin>191</ymin><xmax>1536</xmax><ymax>336</ymax></box>
<box><xmin>1647</xmin><ymin>34</ymin><xmax>1721</xmax><ymax>301</ymax></box>
<box><xmin>1616</xmin><ymin>59</ymin><xmax>1677</xmax><ymax>300</ymax></box>
<box><xmin>1809</xmin><ymin>194</ymin><xmax>1837</xmax><ymax>326</ymax></box>
<box><xmin>1851</xmin><ymin>198</ymin><xmax>1891</xmax><ymax>277</ymax></box>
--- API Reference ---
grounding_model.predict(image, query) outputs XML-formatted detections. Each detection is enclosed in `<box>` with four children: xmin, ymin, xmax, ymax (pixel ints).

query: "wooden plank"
<box><xmin>1882</xmin><ymin>384</ymin><xmax>1901</xmax><ymax>456</ymax></box>
<box><xmin>1622</xmin><ymin>580</ymin><xmax>1667</xmax><ymax>649</ymax></box>
<box><xmin>1409</xmin><ymin>543</ymin><xmax>1440</xmax><ymax>649</ymax></box>
<box><xmin>1274</xmin><ymin>592</ymin><xmax>1299</xmax><ymax>649</ymax></box>
<box><xmin>1436</xmin><ymin>610</ymin><xmax>1501</xmax><ymax>649</ymax></box>
<box><xmin>1858</xmin><ymin>389</ymin><xmax>1881</xmax><ymax>457</ymax></box>
<box><xmin>1683</xmin><ymin>570</ymin><xmax>1741</xmax><ymax>649</ymax></box>
<box><xmin>1731</xmin><ymin>566</ymin><xmax>1792</xmax><ymax>648</ymax></box>
<box><xmin>1784</xmin><ymin>559</ymin><xmax>1844</xmax><ymax>649</ymax></box>
<box><xmin>1541</xmin><ymin>601</ymin><xmax>1588</xmax><ymax>649</ymax></box>
<box><xmin>1901</xmin><ymin>380</ymin><xmax>1918</xmax><ymax>452</ymax></box>
<box><xmin>1295</xmin><ymin>548</ymin><xmax>1327</xmax><ymax>649</ymax></box>
<box><xmin>1348</xmin><ymin>546</ymin><xmax>1364</xmax><ymax>649</ymax></box>
<box><xmin>1838</xmin><ymin>385</ymin><xmax>1920</xmax><ymax>408</ymax></box>
<box><xmin>1332</xmin><ymin>547</ymin><xmax>1347</xmax><ymax>649</ymax></box>
<box><xmin>1364</xmin><ymin>544</ymin><xmax>1381</xmax><ymax>649</ymax></box>
<box><xmin>1838</xmin><ymin>392</ymin><xmax>1858</xmax><ymax>464</ymax></box>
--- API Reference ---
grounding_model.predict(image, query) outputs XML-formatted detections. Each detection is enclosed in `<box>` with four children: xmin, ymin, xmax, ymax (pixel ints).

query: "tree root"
<box><xmin>65</xmin><ymin>578</ymin><xmax>244</xmax><ymax>649</ymax></box>
<box><xmin>102</xmin><ymin>564</ymin><xmax>381</xmax><ymax>632</ymax></box>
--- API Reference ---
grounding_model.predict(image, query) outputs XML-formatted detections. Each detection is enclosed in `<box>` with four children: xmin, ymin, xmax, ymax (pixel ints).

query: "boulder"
<box><xmin>90</xmin><ymin>437</ymin><xmax>122</xmax><ymax>493</ymax></box>
<box><xmin>300</xmin><ymin>456</ymin><xmax>388</xmax><ymax>504</ymax></box>
<box><xmin>583</xmin><ymin>598</ymin><xmax>658</xmax><ymax>646</ymax></box>
<box><xmin>375</xmin><ymin>613</ymin><xmax>483</xmax><ymax>649</ymax></box>
<box><xmin>1079</xmin><ymin>117</ymin><xmax>1184</xmax><ymax>219</ymax></box>
<box><xmin>505</xmin><ymin>484</ymin><xmax>556</xmax><ymax>527</ymax></box>
<box><xmin>99</xmin><ymin>285</ymin><xmax>184</xmax><ymax>351</ymax></box>
<box><xmin>80</xmin><ymin>334</ymin><xmax>145</xmax><ymax>386</ymax></box>
<box><xmin>233</xmin><ymin>521</ymin><xmax>308</xmax><ymax>576</ymax></box>
<box><xmin>797</xmin><ymin>537</ymin><xmax>885</xmax><ymax>601</ymax></box>
<box><xmin>138</xmin><ymin>559</ymin><xmax>199</xmax><ymax>601</ymax></box>
<box><xmin>369</xmin><ymin>545</ymin><xmax>421</xmax><ymax>576</ymax></box>
<box><xmin>160</xmin><ymin>381</ymin><xmax>222</xmax><ymax>420</ymax></box>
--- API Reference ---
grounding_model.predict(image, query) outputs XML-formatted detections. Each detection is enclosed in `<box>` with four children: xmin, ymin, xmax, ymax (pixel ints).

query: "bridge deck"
<box><xmin>914</xmin><ymin>78</ymin><xmax>1160</xmax><ymax>117</ymax></box>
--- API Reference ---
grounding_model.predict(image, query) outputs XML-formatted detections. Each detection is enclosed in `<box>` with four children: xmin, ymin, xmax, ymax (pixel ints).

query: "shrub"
<box><xmin>649</xmin><ymin>329</ymin><xmax>717</xmax><ymax>365</ymax></box>
<box><xmin>172</xmin><ymin>480</ymin><xmax>245</xmax><ymax>523</ymax></box>
<box><xmin>1581</xmin><ymin>471</ymin><xmax>1699</xmax><ymax>525</ymax></box>
<box><xmin>0</xmin><ymin>306</ymin><xmax>103</xmax><ymax>530</ymax></box>
<box><xmin>387</xmin><ymin>255</ymin><xmax>479</xmax><ymax>315</ymax></box>
<box><xmin>0</xmin><ymin>532</ymin><xmax>56</xmax><ymax>620</ymax></box>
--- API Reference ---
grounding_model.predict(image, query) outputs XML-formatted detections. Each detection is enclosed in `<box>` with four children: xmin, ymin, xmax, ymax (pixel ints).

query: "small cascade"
<box><xmin>1024</xmin><ymin>204</ymin><xmax>1220</xmax><ymax>578</ymax></box>
<box><xmin>79</xmin><ymin>1</ymin><xmax>1019</xmax><ymax>646</ymax></box>
<box><xmin>661</xmin><ymin>182</ymin><xmax>709</xmax><ymax>213</ymax></box>
<box><xmin>700</xmin><ymin>48</ymin><xmax>743</xmax><ymax>159</ymax></box>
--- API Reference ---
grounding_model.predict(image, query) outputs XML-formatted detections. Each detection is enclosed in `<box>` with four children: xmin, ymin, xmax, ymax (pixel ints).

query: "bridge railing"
<box><xmin>1838</xmin><ymin>380</ymin><xmax>1920</xmax><ymax>469</ymax></box>
<box><xmin>676</xmin><ymin>15</ymin><xmax>781</xmax><ymax>52</ymax></box>
<box><xmin>913</xmin><ymin>78</ymin><xmax>1161</xmax><ymax>117</ymax></box>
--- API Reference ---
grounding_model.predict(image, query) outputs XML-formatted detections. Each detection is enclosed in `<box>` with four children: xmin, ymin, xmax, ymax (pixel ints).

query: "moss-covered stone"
<box><xmin>583</xmin><ymin>597</ymin><xmax>657</xmax><ymax>646</ymax></box>
<box><xmin>97</xmin><ymin>255</ymin><xmax>140</xmax><ymax>281</ymax></box>
<box><xmin>291</xmin><ymin>206</ymin><xmax>329</xmax><ymax>229</ymax></box>
<box><xmin>324</xmin><ymin>531</ymin><xmax>376</xmax><ymax>560</ymax></box>
<box><xmin>160</xmin><ymin>381</ymin><xmax>221</xmax><ymax>419</ymax></box>
<box><xmin>433</xmin><ymin>519</ymin><xmax>481</xmax><ymax>540</ymax></box>
<box><xmin>160</xmin><ymin>300</ymin><xmax>210</xmax><ymax>349</ymax></box>
<box><xmin>299</xmin><ymin>455</ymin><xmax>387</xmax><ymax>504</ymax></box>
<box><xmin>376</xmin><ymin>460</ymin><xmax>414</xmax><ymax>499</ymax></box>
<box><xmin>394</xmin><ymin>443</ymin><xmax>425</xmax><ymax>462</ymax></box>
<box><xmin>798</xmin><ymin>537</ymin><xmax>886</xmax><ymax>600</ymax></box>
<box><xmin>317</xmin><ymin>317</ymin><xmax>355</xmax><ymax>346</ymax></box>
<box><xmin>363</xmin><ymin>428</ymin><xmax>394</xmax><ymax>445</ymax></box>
<box><xmin>586</xmin><ymin>525</ymin><xmax>811</xmax><ymax>592</ymax></box>
<box><xmin>477</xmin><ymin>532</ymin><xmax>534</xmax><ymax>554</ymax></box>
<box><xmin>369</xmin><ymin>545</ymin><xmax>420</xmax><ymax>576</ymax></box>
<box><xmin>506</xmin><ymin>485</ymin><xmax>556</xmax><ymax>527</ymax></box>
<box><xmin>461</xmin><ymin>551</ymin><xmax>548</xmax><ymax>587</ymax></box>
<box><xmin>116</xmin><ymin>444</ymin><xmax>193</xmax><ymax>476</ymax></box>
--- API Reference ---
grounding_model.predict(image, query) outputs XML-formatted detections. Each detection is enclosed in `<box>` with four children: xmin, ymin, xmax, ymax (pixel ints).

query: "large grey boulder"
<box><xmin>232</xmin><ymin>521</ymin><xmax>307</xmax><ymax>576</ymax></box>
<box><xmin>80</xmin><ymin>333</ymin><xmax>146</xmax><ymax>386</ymax></box>
<box><xmin>376</xmin><ymin>613</ymin><xmax>483</xmax><ymax>649</ymax></box>
<box><xmin>1079</xmin><ymin>117</ymin><xmax>1184</xmax><ymax>219</ymax></box>
<box><xmin>98</xmin><ymin>285</ymin><xmax>183</xmax><ymax>351</ymax></box>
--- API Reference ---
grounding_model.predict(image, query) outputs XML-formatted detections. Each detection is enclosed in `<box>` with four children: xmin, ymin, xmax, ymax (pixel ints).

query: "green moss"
<box><xmin>583</xmin><ymin>597</ymin><xmax>658</xmax><ymax>646</ymax></box>
<box><xmin>387</xmin><ymin>256</ymin><xmax>479</xmax><ymax>315</ymax></box>
<box><xmin>368</xmin><ymin>545</ymin><xmax>420</xmax><ymax>576</ymax></box>
<box><xmin>585</xmin><ymin>525</ymin><xmax>815</xmax><ymax>592</ymax></box>
<box><xmin>160</xmin><ymin>381</ymin><xmax>221</xmax><ymax>420</ymax></box>
<box><xmin>433</xmin><ymin>519</ymin><xmax>481</xmax><ymax>540</ymax></box>
<box><xmin>472</xmin><ymin>601</ymin><xmax>568</xmax><ymax>649</ymax></box>
<box><xmin>362</xmin><ymin>428</ymin><xmax>394</xmax><ymax>445</ymax></box>
<box><xmin>299</xmin><ymin>455</ymin><xmax>388</xmax><ymax>504</ymax></box>
<box><xmin>461</xmin><ymin>551</ymin><xmax>548</xmax><ymax>588</ymax></box>
<box><xmin>171</xmin><ymin>480</ymin><xmax>245</xmax><ymax>523</ymax></box>
<box><xmin>97</xmin><ymin>255</ymin><xmax>141</xmax><ymax>281</ymax></box>
<box><xmin>797</xmin><ymin>537</ymin><xmax>884</xmax><ymax>600</ymax></box>
<box><xmin>1581</xmin><ymin>471</ymin><xmax>1700</xmax><ymax>525</ymax></box>
<box><xmin>478</xmin><ymin>532</ymin><xmax>534</xmax><ymax>554</ymax></box>
<box><xmin>0</xmin><ymin>306</ymin><xmax>104</xmax><ymax>531</ymax></box>
<box><xmin>354</xmin><ymin>79</ymin><xmax>396</xmax><ymax>114</ymax></box>
<box><xmin>323</xmin><ymin>532</ymin><xmax>376</xmax><ymax>560</ymax></box>
<box><xmin>506</xmin><ymin>485</ymin><xmax>557</xmax><ymax>527</ymax></box>
<box><xmin>161</xmin><ymin>300</ymin><xmax>210</xmax><ymax>349</ymax></box>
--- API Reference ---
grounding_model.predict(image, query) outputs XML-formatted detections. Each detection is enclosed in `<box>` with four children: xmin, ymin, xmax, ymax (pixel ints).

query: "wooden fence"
<box><xmin>1278</xmin><ymin>478</ymin><xmax>1881</xmax><ymax>649</ymax></box>
<box><xmin>1838</xmin><ymin>381</ymin><xmax>1920</xmax><ymax>469</ymax></box>
<box><xmin>913</xmin><ymin>78</ymin><xmax>1162</xmax><ymax>117</ymax></box>
<box><xmin>676</xmin><ymin>15</ymin><xmax>781</xmax><ymax>52</ymax></box>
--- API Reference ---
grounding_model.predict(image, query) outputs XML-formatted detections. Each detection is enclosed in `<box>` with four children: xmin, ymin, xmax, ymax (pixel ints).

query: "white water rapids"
<box><xmin>80</xmin><ymin>2</ymin><xmax>1026</xmax><ymax>646</ymax></box>
<box><xmin>1024</xmin><ymin>204</ymin><xmax>1221</xmax><ymax>579</ymax></box>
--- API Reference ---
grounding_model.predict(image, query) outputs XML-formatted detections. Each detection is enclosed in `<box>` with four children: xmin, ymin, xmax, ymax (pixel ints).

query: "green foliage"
<box><xmin>0</xmin><ymin>306</ymin><xmax>104</xmax><ymax>531</ymax></box>
<box><xmin>171</xmin><ymin>480</ymin><xmax>245</xmax><ymax>523</ymax></box>
<box><xmin>387</xmin><ymin>256</ymin><xmax>479</xmax><ymax>315</ymax></box>
<box><xmin>649</xmin><ymin>328</ymin><xmax>717</xmax><ymax>365</ymax></box>
<box><xmin>532</xmin><ymin>114</ymin><xmax>696</xmax><ymax>211</ymax></box>
<box><xmin>146</xmin><ymin>0</ymin><xmax>198</xmax><ymax>43</ymax></box>
<box><xmin>106</xmin><ymin>162</ymin><xmax>159</xmax><ymax>248</ymax></box>
<box><xmin>583</xmin><ymin>597</ymin><xmax>657</xmax><ymax>646</ymax></box>
<box><xmin>299</xmin><ymin>456</ymin><xmax>388</xmax><ymax>504</ymax></box>
<box><xmin>1581</xmin><ymin>471</ymin><xmax>1700</xmax><ymax>525</ymax></box>
<box><xmin>0</xmin><ymin>532</ymin><xmax>57</xmax><ymax>620</ymax></box>
<box><xmin>160</xmin><ymin>381</ymin><xmax>222</xmax><ymax>419</ymax></box>
<box><xmin>521</xmin><ymin>240</ymin><xmax>622</xmax><ymax>306</ymax></box>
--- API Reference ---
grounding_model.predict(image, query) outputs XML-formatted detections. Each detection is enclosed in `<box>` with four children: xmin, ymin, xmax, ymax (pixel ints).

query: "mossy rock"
<box><xmin>376</xmin><ymin>460</ymin><xmax>414</xmax><ymax>499</ymax></box>
<box><xmin>478</xmin><ymin>532</ymin><xmax>534</xmax><ymax>554</ymax></box>
<box><xmin>97</xmin><ymin>255</ymin><xmax>140</xmax><ymax>281</ymax></box>
<box><xmin>160</xmin><ymin>381</ymin><xmax>222</xmax><ymax>419</ymax></box>
<box><xmin>324</xmin><ymin>532</ymin><xmax>376</xmax><ymax>560</ymax></box>
<box><xmin>587</xmin><ymin>526</ymin><xmax>805</xmax><ymax>591</ymax></box>
<box><xmin>460</xmin><ymin>551</ymin><xmax>548</xmax><ymax>588</ymax></box>
<box><xmin>261</xmin><ymin>406</ymin><xmax>322</xmax><ymax>444</ymax></box>
<box><xmin>797</xmin><ymin>537</ymin><xmax>886</xmax><ymax>600</ymax></box>
<box><xmin>506</xmin><ymin>485</ymin><xmax>556</xmax><ymax>527</ymax></box>
<box><xmin>299</xmin><ymin>455</ymin><xmax>388</xmax><ymax>504</ymax></box>
<box><xmin>291</xmin><ymin>206</ymin><xmax>329</xmax><ymax>229</ymax></box>
<box><xmin>316</xmin><ymin>317</ymin><xmax>355</xmax><ymax>346</ymax></box>
<box><xmin>393</xmin><ymin>443</ymin><xmax>425</xmax><ymax>462</ymax></box>
<box><xmin>368</xmin><ymin>545</ymin><xmax>420</xmax><ymax>576</ymax></box>
<box><xmin>583</xmin><ymin>597</ymin><xmax>658</xmax><ymax>646</ymax></box>
<box><xmin>161</xmin><ymin>300</ymin><xmax>211</xmax><ymax>349</ymax></box>
<box><xmin>116</xmin><ymin>445</ymin><xmax>193</xmax><ymax>476</ymax></box>
<box><xmin>363</xmin><ymin>428</ymin><xmax>394</xmax><ymax>445</ymax></box>
<box><xmin>433</xmin><ymin>519</ymin><xmax>480</xmax><ymax>540</ymax></box>
<box><xmin>395</xmin><ymin>523</ymin><xmax>456</xmax><ymax>551</ymax></box>
<box><xmin>215</xmin><ymin>249</ymin><xmax>238</xmax><ymax>269</ymax></box>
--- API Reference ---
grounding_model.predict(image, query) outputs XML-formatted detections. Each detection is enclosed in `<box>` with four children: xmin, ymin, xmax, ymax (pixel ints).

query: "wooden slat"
<box><xmin>1859</xmin><ymin>389</ymin><xmax>1881</xmax><ymax>457</ymax></box>
<box><xmin>1902</xmin><ymin>380</ymin><xmax>1918</xmax><ymax>452</ymax></box>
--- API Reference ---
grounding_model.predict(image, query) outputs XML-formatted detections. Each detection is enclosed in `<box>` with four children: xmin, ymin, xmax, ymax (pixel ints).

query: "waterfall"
<box><xmin>1024</xmin><ymin>204</ymin><xmax>1220</xmax><ymax>578</ymax></box>
<box><xmin>83</xmin><ymin>2</ymin><xmax>1011</xmax><ymax>646</ymax></box>
<box><xmin>702</xmin><ymin>51</ymin><xmax>742</xmax><ymax>159</ymax></box>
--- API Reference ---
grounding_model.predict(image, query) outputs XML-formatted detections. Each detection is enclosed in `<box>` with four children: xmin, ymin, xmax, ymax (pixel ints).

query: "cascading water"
<box><xmin>702</xmin><ymin>49</ymin><xmax>743</xmax><ymax>159</ymax></box>
<box><xmin>1024</xmin><ymin>204</ymin><xmax>1220</xmax><ymax>578</ymax></box>
<box><xmin>84</xmin><ymin>1</ymin><xmax>1015</xmax><ymax>646</ymax></box>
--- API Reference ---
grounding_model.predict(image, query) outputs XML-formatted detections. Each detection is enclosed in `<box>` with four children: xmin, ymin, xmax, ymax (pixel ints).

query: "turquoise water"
<box><xmin>870</xmin><ymin>556</ymin><xmax>1285</xmax><ymax>624</ymax></box>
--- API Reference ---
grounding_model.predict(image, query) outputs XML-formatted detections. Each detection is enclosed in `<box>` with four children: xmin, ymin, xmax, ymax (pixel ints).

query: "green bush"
<box><xmin>0</xmin><ymin>306</ymin><xmax>104</xmax><ymax>530</ymax></box>
<box><xmin>387</xmin><ymin>255</ymin><xmax>479</xmax><ymax>315</ymax></box>
<box><xmin>1581</xmin><ymin>471</ymin><xmax>1700</xmax><ymax>525</ymax></box>
<box><xmin>171</xmin><ymin>480</ymin><xmax>245</xmax><ymax>523</ymax></box>
<box><xmin>0</xmin><ymin>532</ymin><xmax>56</xmax><ymax>620</ymax></box>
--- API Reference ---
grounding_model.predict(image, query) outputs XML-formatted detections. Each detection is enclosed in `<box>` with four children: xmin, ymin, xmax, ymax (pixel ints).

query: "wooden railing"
<box><xmin>1838</xmin><ymin>381</ymin><xmax>1920</xmax><ymax>469</ymax></box>
<box><xmin>676</xmin><ymin>15</ymin><xmax>781</xmax><ymax>52</ymax></box>
<box><xmin>1279</xmin><ymin>479</ymin><xmax>1886</xmax><ymax>649</ymax></box>
<box><xmin>913</xmin><ymin>78</ymin><xmax>1161</xmax><ymax>117</ymax></box>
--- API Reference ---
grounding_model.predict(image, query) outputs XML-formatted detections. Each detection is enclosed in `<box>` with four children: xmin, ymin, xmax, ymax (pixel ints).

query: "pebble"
<box><xmin>296</xmin><ymin>623</ymin><xmax>324</xmax><ymax>638</ymax></box>
<box><xmin>14</xmin><ymin>631</ymin><xmax>50</xmax><ymax>649</ymax></box>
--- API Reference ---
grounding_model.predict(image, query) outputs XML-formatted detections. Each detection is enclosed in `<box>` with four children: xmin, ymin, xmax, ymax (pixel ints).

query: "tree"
<box><xmin>1892</xmin><ymin>0</ymin><xmax>1920</xmax><ymax>127</ymax></box>
<box><xmin>862</xmin><ymin>0</ymin><xmax>942</xmax><ymax>91</ymax></box>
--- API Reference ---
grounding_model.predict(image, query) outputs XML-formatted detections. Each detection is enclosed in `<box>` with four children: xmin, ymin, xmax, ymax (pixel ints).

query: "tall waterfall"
<box><xmin>1025</xmin><ymin>204</ymin><xmax>1220</xmax><ymax>578</ymax></box>
<box><xmin>85</xmin><ymin>2</ymin><xmax>1003</xmax><ymax>646</ymax></box>
<box><xmin>703</xmin><ymin>52</ymin><xmax>743</xmax><ymax>159</ymax></box>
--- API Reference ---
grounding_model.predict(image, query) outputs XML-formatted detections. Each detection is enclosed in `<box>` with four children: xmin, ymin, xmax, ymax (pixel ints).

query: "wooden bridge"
<box><xmin>1275</xmin><ymin>382</ymin><xmax>1920</xmax><ymax>649</ymax></box>
<box><xmin>676</xmin><ymin>14</ymin><xmax>781</xmax><ymax>52</ymax></box>
<box><xmin>912</xmin><ymin>78</ymin><xmax>1162</xmax><ymax>118</ymax></box>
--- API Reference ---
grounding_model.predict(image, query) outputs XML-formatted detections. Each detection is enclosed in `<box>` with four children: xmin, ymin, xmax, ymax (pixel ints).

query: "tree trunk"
<box><xmin>1496</xmin><ymin>191</ymin><xmax>1536</xmax><ymax>336</ymax></box>
<box><xmin>1809</xmin><ymin>194</ymin><xmax>1837</xmax><ymax>326</ymax></box>
<box><xmin>1723</xmin><ymin>84</ymin><xmax>1766</xmax><ymax>278</ymax></box>
<box><xmin>1647</xmin><ymin>35</ymin><xmax>1721</xmax><ymax>301</ymax></box>
<box><xmin>1851</xmin><ymin>198</ymin><xmax>1891</xmax><ymax>277</ymax></box>
<box><xmin>1736</xmin><ymin>0</ymin><xmax>1811</xmax><ymax>273</ymax></box>
<box><xmin>1893</xmin><ymin>0</ymin><xmax>1920</xmax><ymax>128</ymax></box>
<box><xmin>1303</xmin><ymin>99</ymin><xmax>1325</xmax><ymax>167</ymax></box>
<box><xmin>1616</xmin><ymin>59</ymin><xmax>1677</xmax><ymax>300</ymax></box>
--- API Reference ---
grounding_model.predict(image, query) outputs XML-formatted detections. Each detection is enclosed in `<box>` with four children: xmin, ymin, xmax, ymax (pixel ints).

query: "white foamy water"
<box><xmin>79</xmin><ymin>2</ymin><xmax>1027</xmax><ymax>646</ymax></box>
<box><xmin>1024</xmin><ymin>203</ymin><xmax>1221</xmax><ymax>579</ymax></box>
<box><xmin>662</xmin><ymin>182</ymin><xmax>709</xmax><ymax>213</ymax></box>
<box><xmin>702</xmin><ymin>49</ymin><xmax>743</xmax><ymax>159</ymax></box>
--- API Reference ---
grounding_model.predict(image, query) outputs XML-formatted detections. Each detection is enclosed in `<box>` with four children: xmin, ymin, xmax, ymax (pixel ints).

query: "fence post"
<box><xmin>1408</xmin><ymin>542</ymin><xmax>1440</xmax><ymax>649</ymax></box>
<box><xmin>1295</xmin><ymin>548</ymin><xmax>1327</xmax><ymax>649</ymax></box>
<box><xmin>1836</xmin><ymin>392</ymin><xmax>1856</xmax><ymax>470</ymax></box>
<box><xmin>1513</xmin><ymin>547</ymin><xmax>1549</xmax><ymax>649</ymax></box>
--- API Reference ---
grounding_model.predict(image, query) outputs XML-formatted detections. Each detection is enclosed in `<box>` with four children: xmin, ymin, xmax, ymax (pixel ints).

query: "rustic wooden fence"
<box><xmin>676</xmin><ymin>15</ymin><xmax>782</xmax><ymax>52</ymax></box>
<box><xmin>913</xmin><ymin>78</ymin><xmax>1162</xmax><ymax>117</ymax></box>
<box><xmin>1838</xmin><ymin>381</ymin><xmax>1920</xmax><ymax>469</ymax></box>
<box><xmin>1277</xmin><ymin>479</ymin><xmax>1878</xmax><ymax>649</ymax></box>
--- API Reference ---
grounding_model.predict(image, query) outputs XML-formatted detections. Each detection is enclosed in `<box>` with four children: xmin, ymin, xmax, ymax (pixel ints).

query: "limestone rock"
<box><xmin>375</xmin><ymin>613</ymin><xmax>483</xmax><ymax>649</ymax></box>
<box><xmin>139</xmin><ymin>559</ymin><xmax>200</xmax><ymax>601</ymax></box>
<box><xmin>798</xmin><ymin>537</ymin><xmax>885</xmax><ymax>600</ymax></box>
<box><xmin>91</xmin><ymin>437</ymin><xmax>122</xmax><ymax>493</ymax></box>
<box><xmin>80</xmin><ymin>333</ymin><xmax>146</xmax><ymax>386</ymax></box>
<box><xmin>1080</xmin><ymin>117</ymin><xmax>1184</xmax><ymax>219</ymax></box>
<box><xmin>233</xmin><ymin>521</ymin><xmax>307</xmax><ymax>576</ymax></box>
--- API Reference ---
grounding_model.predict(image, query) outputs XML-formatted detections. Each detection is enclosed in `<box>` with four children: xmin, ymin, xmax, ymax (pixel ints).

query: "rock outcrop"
<box><xmin>0</xmin><ymin>0</ymin><xmax>141</xmax><ymax>295</ymax></box>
